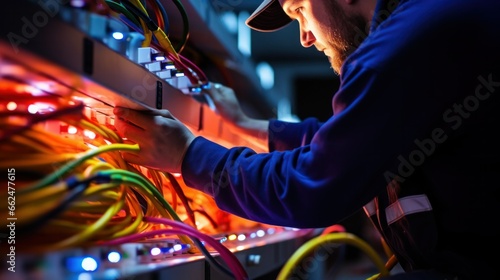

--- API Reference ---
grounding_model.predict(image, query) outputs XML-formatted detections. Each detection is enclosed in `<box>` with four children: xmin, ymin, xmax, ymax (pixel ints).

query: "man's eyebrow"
<box><xmin>283</xmin><ymin>0</ymin><xmax>301</xmax><ymax>14</ymax></box>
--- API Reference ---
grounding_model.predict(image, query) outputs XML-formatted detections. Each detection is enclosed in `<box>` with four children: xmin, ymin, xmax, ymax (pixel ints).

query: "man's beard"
<box><xmin>324</xmin><ymin>1</ymin><xmax>368</xmax><ymax>75</ymax></box>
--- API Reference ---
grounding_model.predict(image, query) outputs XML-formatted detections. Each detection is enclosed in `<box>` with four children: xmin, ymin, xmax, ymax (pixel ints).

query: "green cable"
<box><xmin>103</xmin><ymin>169</ymin><xmax>196</xmax><ymax>249</ymax></box>
<box><xmin>22</xmin><ymin>144</ymin><xmax>140</xmax><ymax>193</ymax></box>
<box><xmin>104</xmin><ymin>0</ymin><xmax>142</xmax><ymax>27</ymax></box>
<box><xmin>102</xmin><ymin>169</ymin><xmax>182</xmax><ymax>222</ymax></box>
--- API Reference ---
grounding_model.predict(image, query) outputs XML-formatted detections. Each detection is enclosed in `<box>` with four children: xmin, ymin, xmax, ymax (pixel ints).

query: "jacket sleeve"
<box><xmin>268</xmin><ymin>118</ymin><xmax>323</xmax><ymax>152</ymax></box>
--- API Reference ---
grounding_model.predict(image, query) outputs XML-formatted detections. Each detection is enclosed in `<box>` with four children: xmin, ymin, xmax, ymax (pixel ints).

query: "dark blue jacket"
<box><xmin>182</xmin><ymin>0</ymin><xmax>500</xmax><ymax>278</ymax></box>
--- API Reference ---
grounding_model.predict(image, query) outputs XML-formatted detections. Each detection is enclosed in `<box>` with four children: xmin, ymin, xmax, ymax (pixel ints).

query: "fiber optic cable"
<box><xmin>1</xmin><ymin>85</ymin><xmax>268</xmax><ymax>259</ymax></box>
<box><xmin>119</xmin><ymin>0</ymin><xmax>179</xmax><ymax>59</ymax></box>
<box><xmin>165</xmin><ymin>171</ymin><xmax>196</xmax><ymax>228</ymax></box>
<box><xmin>171</xmin><ymin>0</ymin><xmax>189</xmax><ymax>53</ymax></box>
<box><xmin>21</xmin><ymin>143</ymin><xmax>139</xmax><ymax>192</ymax></box>
<box><xmin>101</xmin><ymin>169</ymin><xmax>196</xmax><ymax>247</ymax></box>
<box><xmin>17</xmin><ymin>174</ymin><xmax>109</xmax><ymax>235</ymax></box>
<box><xmin>152</xmin><ymin>0</ymin><xmax>169</xmax><ymax>32</ymax></box>
<box><xmin>49</xmin><ymin>184</ymin><xmax>128</xmax><ymax>249</ymax></box>
<box><xmin>108</xmin><ymin>5</ymin><xmax>208</xmax><ymax>86</ymax></box>
<box><xmin>103</xmin><ymin>216</ymin><xmax>249</xmax><ymax>280</ymax></box>
<box><xmin>130</xmin><ymin>0</ymin><xmax>153</xmax><ymax>47</ymax></box>
<box><xmin>276</xmin><ymin>232</ymin><xmax>389</xmax><ymax>280</ymax></box>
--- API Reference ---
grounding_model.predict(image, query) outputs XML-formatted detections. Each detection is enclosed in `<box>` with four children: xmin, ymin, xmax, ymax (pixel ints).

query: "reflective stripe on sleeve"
<box><xmin>385</xmin><ymin>194</ymin><xmax>433</xmax><ymax>225</ymax></box>
<box><xmin>364</xmin><ymin>198</ymin><xmax>377</xmax><ymax>217</ymax></box>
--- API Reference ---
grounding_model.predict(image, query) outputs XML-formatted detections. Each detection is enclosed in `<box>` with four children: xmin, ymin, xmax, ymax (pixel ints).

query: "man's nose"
<box><xmin>300</xmin><ymin>29</ymin><xmax>316</xmax><ymax>48</ymax></box>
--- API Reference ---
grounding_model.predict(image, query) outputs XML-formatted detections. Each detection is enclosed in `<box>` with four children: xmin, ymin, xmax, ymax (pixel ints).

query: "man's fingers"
<box><xmin>202</xmin><ymin>82</ymin><xmax>222</xmax><ymax>98</ymax></box>
<box><xmin>120</xmin><ymin>151</ymin><xmax>144</xmax><ymax>166</ymax></box>
<box><xmin>114</xmin><ymin>107</ymin><xmax>174</xmax><ymax>128</ymax></box>
<box><xmin>113</xmin><ymin>114</ymin><xmax>145</xmax><ymax>140</ymax></box>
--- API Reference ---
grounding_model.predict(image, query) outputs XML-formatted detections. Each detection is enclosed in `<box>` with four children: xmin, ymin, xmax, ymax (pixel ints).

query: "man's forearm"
<box><xmin>233</xmin><ymin>118</ymin><xmax>269</xmax><ymax>151</ymax></box>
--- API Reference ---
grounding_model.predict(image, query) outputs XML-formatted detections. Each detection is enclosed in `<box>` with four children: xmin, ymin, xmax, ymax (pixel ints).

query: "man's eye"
<box><xmin>295</xmin><ymin>7</ymin><xmax>303</xmax><ymax>13</ymax></box>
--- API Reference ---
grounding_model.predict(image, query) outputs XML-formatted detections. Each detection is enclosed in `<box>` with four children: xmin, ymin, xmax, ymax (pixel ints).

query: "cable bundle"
<box><xmin>101</xmin><ymin>0</ymin><xmax>208</xmax><ymax>87</ymax></box>
<box><xmin>0</xmin><ymin>91</ymin><xmax>173</xmax><ymax>249</ymax></box>
<box><xmin>0</xmin><ymin>81</ymin><xmax>265</xmax><ymax>278</ymax></box>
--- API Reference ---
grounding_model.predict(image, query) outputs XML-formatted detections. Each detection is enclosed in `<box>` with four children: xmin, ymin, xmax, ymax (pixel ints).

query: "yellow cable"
<box><xmin>110</xmin><ymin>194</ymin><xmax>144</xmax><ymax>238</ymax></box>
<box><xmin>50</xmin><ymin>188</ymin><xmax>126</xmax><ymax>249</ymax></box>
<box><xmin>276</xmin><ymin>232</ymin><xmax>389</xmax><ymax>280</ymax></box>
<box><xmin>153</xmin><ymin>28</ymin><xmax>180</xmax><ymax>60</ymax></box>
<box><xmin>15</xmin><ymin>182</ymin><xmax>67</xmax><ymax>206</ymax></box>
<box><xmin>9</xmin><ymin>134</ymin><xmax>55</xmax><ymax>154</ymax></box>
<box><xmin>0</xmin><ymin>153</ymin><xmax>76</xmax><ymax>168</ymax></box>
<box><xmin>131</xmin><ymin>0</ymin><xmax>153</xmax><ymax>47</ymax></box>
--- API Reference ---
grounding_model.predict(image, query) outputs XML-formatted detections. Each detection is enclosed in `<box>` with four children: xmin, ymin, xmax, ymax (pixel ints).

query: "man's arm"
<box><xmin>203</xmin><ymin>82</ymin><xmax>269</xmax><ymax>146</ymax></box>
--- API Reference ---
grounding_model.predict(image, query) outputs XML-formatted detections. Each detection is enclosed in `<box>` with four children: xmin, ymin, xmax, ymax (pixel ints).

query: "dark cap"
<box><xmin>245</xmin><ymin>0</ymin><xmax>292</xmax><ymax>32</ymax></box>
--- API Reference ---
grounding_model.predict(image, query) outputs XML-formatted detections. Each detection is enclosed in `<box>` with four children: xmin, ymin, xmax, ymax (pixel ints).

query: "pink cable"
<box><xmin>321</xmin><ymin>224</ymin><xmax>346</xmax><ymax>236</ymax></box>
<box><xmin>179</xmin><ymin>53</ymin><xmax>208</xmax><ymax>82</ymax></box>
<box><xmin>144</xmin><ymin>217</ymin><xmax>248</xmax><ymax>280</ymax></box>
<box><xmin>100</xmin><ymin>217</ymin><xmax>248</xmax><ymax>280</ymax></box>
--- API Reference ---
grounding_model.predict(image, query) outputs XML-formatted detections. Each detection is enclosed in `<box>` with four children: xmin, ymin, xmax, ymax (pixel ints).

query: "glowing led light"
<box><xmin>28</xmin><ymin>104</ymin><xmax>39</xmax><ymax>114</ymax></box>
<box><xmin>112</xmin><ymin>32</ymin><xmax>124</xmax><ymax>40</ymax></box>
<box><xmin>256</xmin><ymin>230</ymin><xmax>265</xmax><ymax>238</ymax></box>
<box><xmin>237</xmin><ymin>234</ymin><xmax>246</xmax><ymax>241</ymax></box>
<box><xmin>33</xmin><ymin>102</ymin><xmax>54</xmax><ymax>113</ymax></box>
<box><xmin>150</xmin><ymin>247</ymin><xmax>161</xmax><ymax>256</ymax></box>
<box><xmin>249</xmin><ymin>232</ymin><xmax>257</xmax><ymax>239</ymax></box>
<box><xmin>33</xmin><ymin>81</ymin><xmax>55</xmax><ymax>93</ymax></box>
<box><xmin>85</xmin><ymin>143</ymin><xmax>98</xmax><ymax>150</ymax></box>
<box><xmin>237</xmin><ymin>11</ymin><xmax>251</xmax><ymax>56</ymax></box>
<box><xmin>236</xmin><ymin>245</ymin><xmax>245</xmax><ymax>251</ymax></box>
<box><xmin>24</xmin><ymin>85</ymin><xmax>43</xmax><ymax>96</ymax></box>
<box><xmin>83</xmin><ymin>130</ymin><xmax>96</xmax><ymax>139</ymax></box>
<box><xmin>81</xmin><ymin>257</ymin><xmax>98</xmax><ymax>272</ymax></box>
<box><xmin>227</xmin><ymin>234</ymin><xmax>237</xmax><ymax>241</ymax></box>
<box><xmin>164</xmin><ymin>248</ymin><xmax>174</xmax><ymax>254</ymax></box>
<box><xmin>267</xmin><ymin>228</ymin><xmax>276</xmax><ymax>235</ymax></box>
<box><xmin>107</xmin><ymin>252</ymin><xmax>121</xmax><ymax>263</ymax></box>
<box><xmin>68</xmin><ymin>126</ymin><xmax>78</xmax><ymax>135</ymax></box>
<box><xmin>257</xmin><ymin>62</ymin><xmax>274</xmax><ymax>90</ymax></box>
<box><xmin>173</xmin><ymin>244</ymin><xmax>183</xmax><ymax>251</ymax></box>
<box><xmin>165</xmin><ymin>64</ymin><xmax>175</xmax><ymax>70</ymax></box>
<box><xmin>78</xmin><ymin>273</ymin><xmax>92</xmax><ymax>280</ymax></box>
<box><xmin>71</xmin><ymin>0</ymin><xmax>86</xmax><ymax>7</ymax></box>
<box><xmin>155</xmin><ymin>56</ymin><xmax>166</xmax><ymax>61</ymax></box>
<box><xmin>6</xmin><ymin>102</ymin><xmax>17</xmax><ymax>111</ymax></box>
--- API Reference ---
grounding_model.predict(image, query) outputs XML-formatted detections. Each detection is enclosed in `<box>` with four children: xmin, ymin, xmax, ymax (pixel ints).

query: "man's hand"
<box><xmin>203</xmin><ymin>82</ymin><xmax>270</xmax><ymax>144</ymax></box>
<box><xmin>203</xmin><ymin>82</ymin><xmax>249</xmax><ymax>127</ymax></box>
<box><xmin>113</xmin><ymin>107</ymin><xmax>195</xmax><ymax>173</ymax></box>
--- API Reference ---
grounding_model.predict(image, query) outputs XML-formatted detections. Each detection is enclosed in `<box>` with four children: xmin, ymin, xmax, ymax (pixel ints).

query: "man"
<box><xmin>114</xmin><ymin>0</ymin><xmax>500</xmax><ymax>278</ymax></box>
